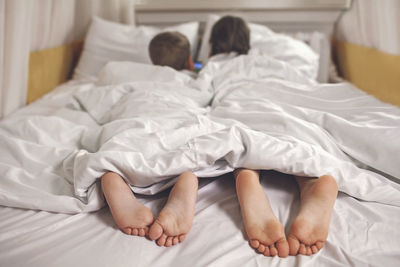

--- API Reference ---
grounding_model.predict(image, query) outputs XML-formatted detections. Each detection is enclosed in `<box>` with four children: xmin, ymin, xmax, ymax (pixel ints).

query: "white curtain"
<box><xmin>0</xmin><ymin>0</ymin><xmax>33</xmax><ymax>120</ymax></box>
<box><xmin>0</xmin><ymin>0</ymin><xmax>135</xmax><ymax>119</ymax></box>
<box><xmin>335</xmin><ymin>0</ymin><xmax>400</xmax><ymax>55</ymax></box>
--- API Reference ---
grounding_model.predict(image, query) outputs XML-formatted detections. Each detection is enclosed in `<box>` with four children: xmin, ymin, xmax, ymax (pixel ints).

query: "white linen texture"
<box><xmin>0</xmin><ymin>54</ymin><xmax>399</xmax><ymax>213</ymax></box>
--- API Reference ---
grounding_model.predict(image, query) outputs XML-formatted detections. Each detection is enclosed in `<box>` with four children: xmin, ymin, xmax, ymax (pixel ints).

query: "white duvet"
<box><xmin>0</xmin><ymin>55</ymin><xmax>399</xmax><ymax>214</ymax></box>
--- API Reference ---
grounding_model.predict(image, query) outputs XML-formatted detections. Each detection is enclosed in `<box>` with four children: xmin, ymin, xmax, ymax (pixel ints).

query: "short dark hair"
<box><xmin>209</xmin><ymin>16</ymin><xmax>250</xmax><ymax>57</ymax></box>
<box><xmin>149</xmin><ymin>31</ymin><xmax>190</xmax><ymax>70</ymax></box>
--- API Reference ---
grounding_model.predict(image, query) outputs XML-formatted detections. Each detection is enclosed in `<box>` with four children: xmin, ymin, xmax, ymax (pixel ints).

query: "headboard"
<box><xmin>135</xmin><ymin>0</ymin><xmax>349</xmax><ymax>34</ymax></box>
<box><xmin>135</xmin><ymin>0</ymin><xmax>351</xmax><ymax>82</ymax></box>
<box><xmin>27</xmin><ymin>41</ymin><xmax>83</xmax><ymax>104</ymax></box>
<box><xmin>27</xmin><ymin>1</ymin><xmax>350</xmax><ymax>104</ymax></box>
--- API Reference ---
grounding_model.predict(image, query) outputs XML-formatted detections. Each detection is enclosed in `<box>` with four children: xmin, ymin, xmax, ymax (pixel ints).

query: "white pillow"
<box><xmin>74</xmin><ymin>17</ymin><xmax>199</xmax><ymax>80</ymax></box>
<box><xmin>197</xmin><ymin>15</ymin><xmax>319</xmax><ymax>80</ymax></box>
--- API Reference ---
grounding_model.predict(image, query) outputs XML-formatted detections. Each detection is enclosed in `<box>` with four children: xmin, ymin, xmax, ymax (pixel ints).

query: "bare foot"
<box><xmin>235</xmin><ymin>169</ymin><xmax>289</xmax><ymax>258</ymax></box>
<box><xmin>148</xmin><ymin>172</ymin><xmax>198</xmax><ymax>247</ymax></box>
<box><xmin>288</xmin><ymin>175</ymin><xmax>338</xmax><ymax>256</ymax></box>
<box><xmin>101</xmin><ymin>172</ymin><xmax>154</xmax><ymax>236</ymax></box>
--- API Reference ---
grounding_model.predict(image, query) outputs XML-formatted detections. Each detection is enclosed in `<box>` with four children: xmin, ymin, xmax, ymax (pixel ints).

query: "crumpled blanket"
<box><xmin>0</xmin><ymin>56</ymin><xmax>399</xmax><ymax>213</ymax></box>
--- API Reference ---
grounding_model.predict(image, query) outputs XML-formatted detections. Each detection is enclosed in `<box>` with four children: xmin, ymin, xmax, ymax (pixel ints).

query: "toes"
<box><xmin>288</xmin><ymin>236</ymin><xmax>300</xmax><ymax>256</ymax></box>
<box><xmin>121</xmin><ymin>226</ymin><xmax>150</xmax><ymax>237</ymax></box>
<box><xmin>299</xmin><ymin>243</ymin><xmax>307</xmax><ymax>255</ymax></box>
<box><xmin>257</xmin><ymin>244</ymin><xmax>266</xmax><ymax>254</ymax></box>
<box><xmin>250</xmin><ymin>239</ymin><xmax>260</xmax><ymax>249</ymax></box>
<box><xmin>178</xmin><ymin>234</ymin><xmax>186</xmax><ymax>242</ymax></box>
<box><xmin>252</xmin><ymin>239</ymin><xmax>289</xmax><ymax>258</ymax></box>
<box><xmin>132</xmin><ymin>228</ymin><xmax>139</xmax><ymax>236</ymax></box>
<box><xmin>311</xmin><ymin>245</ymin><xmax>318</xmax><ymax>254</ymax></box>
<box><xmin>165</xmin><ymin>236</ymin><xmax>173</xmax><ymax>247</ymax></box>
<box><xmin>263</xmin><ymin>246</ymin><xmax>270</xmax><ymax>257</ymax></box>
<box><xmin>123</xmin><ymin>228</ymin><xmax>132</xmax><ymax>235</ymax></box>
<box><xmin>156</xmin><ymin>234</ymin><xmax>167</xmax><ymax>246</ymax></box>
<box><xmin>270</xmin><ymin>245</ymin><xmax>278</xmax><ymax>257</ymax></box>
<box><xmin>316</xmin><ymin>241</ymin><xmax>324</xmax><ymax>250</ymax></box>
<box><xmin>305</xmin><ymin>245</ymin><xmax>312</xmax><ymax>256</ymax></box>
<box><xmin>158</xmin><ymin>235</ymin><xmax>180</xmax><ymax>247</ymax></box>
<box><xmin>288</xmin><ymin>234</ymin><xmax>324</xmax><ymax>256</ymax></box>
<box><xmin>149</xmin><ymin>221</ymin><xmax>163</xmax><ymax>240</ymax></box>
<box><xmin>252</xmin><ymin>241</ymin><xmax>284</xmax><ymax>257</ymax></box>
<box><xmin>289</xmin><ymin>239</ymin><xmax>322</xmax><ymax>256</ymax></box>
<box><xmin>138</xmin><ymin>228</ymin><xmax>146</xmax><ymax>237</ymax></box>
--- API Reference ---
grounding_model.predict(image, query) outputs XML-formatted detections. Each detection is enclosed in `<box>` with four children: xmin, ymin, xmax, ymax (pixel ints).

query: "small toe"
<box><xmin>305</xmin><ymin>246</ymin><xmax>312</xmax><ymax>256</ymax></box>
<box><xmin>138</xmin><ymin>228</ymin><xmax>145</xmax><ymax>237</ymax></box>
<box><xmin>269</xmin><ymin>246</ymin><xmax>278</xmax><ymax>257</ymax></box>
<box><xmin>257</xmin><ymin>244</ymin><xmax>266</xmax><ymax>253</ymax></box>
<box><xmin>123</xmin><ymin>228</ymin><xmax>132</xmax><ymax>235</ymax></box>
<box><xmin>250</xmin><ymin>239</ymin><xmax>260</xmax><ymax>249</ymax></box>
<box><xmin>132</xmin><ymin>228</ymin><xmax>139</xmax><ymax>236</ymax></box>
<box><xmin>263</xmin><ymin>246</ymin><xmax>270</xmax><ymax>257</ymax></box>
<box><xmin>311</xmin><ymin>245</ymin><xmax>319</xmax><ymax>254</ymax></box>
<box><xmin>172</xmin><ymin>236</ymin><xmax>179</xmax><ymax>245</ymax></box>
<box><xmin>270</xmin><ymin>245</ymin><xmax>278</xmax><ymax>257</ymax></box>
<box><xmin>299</xmin><ymin>244</ymin><xmax>306</xmax><ymax>255</ymax></box>
<box><xmin>178</xmin><ymin>234</ymin><xmax>186</xmax><ymax>242</ymax></box>
<box><xmin>165</xmin><ymin>236</ymin><xmax>173</xmax><ymax>247</ymax></box>
<box><xmin>157</xmin><ymin>234</ymin><xmax>167</xmax><ymax>246</ymax></box>
<box><xmin>316</xmin><ymin>241</ymin><xmax>324</xmax><ymax>250</ymax></box>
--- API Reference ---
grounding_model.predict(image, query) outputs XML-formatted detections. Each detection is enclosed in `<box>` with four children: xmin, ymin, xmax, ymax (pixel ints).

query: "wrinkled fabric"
<box><xmin>0</xmin><ymin>56</ymin><xmax>399</xmax><ymax>214</ymax></box>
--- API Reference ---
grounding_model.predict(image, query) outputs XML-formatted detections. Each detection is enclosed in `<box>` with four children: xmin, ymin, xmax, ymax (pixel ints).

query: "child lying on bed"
<box><xmin>209</xmin><ymin>15</ymin><xmax>339</xmax><ymax>257</ymax></box>
<box><xmin>149</xmin><ymin>31</ymin><xmax>196</xmax><ymax>78</ymax></box>
<box><xmin>101</xmin><ymin>32</ymin><xmax>199</xmax><ymax>247</ymax></box>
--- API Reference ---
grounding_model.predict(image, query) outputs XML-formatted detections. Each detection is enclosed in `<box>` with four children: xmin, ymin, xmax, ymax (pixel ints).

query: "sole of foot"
<box><xmin>148</xmin><ymin>172</ymin><xmax>198</xmax><ymax>247</ymax></box>
<box><xmin>101</xmin><ymin>172</ymin><xmax>154</xmax><ymax>236</ymax></box>
<box><xmin>235</xmin><ymin>169</ymin><xmax>289</xmax><ymax>258</ymax></box>
<box><xmin>288</xmin><ymin>175</ymin><xmax>338</xmax><ymax>256</ymax></box>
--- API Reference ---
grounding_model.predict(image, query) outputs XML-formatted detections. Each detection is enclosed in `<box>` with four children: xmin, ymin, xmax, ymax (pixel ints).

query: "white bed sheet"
<box><xmin>1</xmin><ymin>171</ymin><xmax>399</xmax><ymax>267</ymax></box>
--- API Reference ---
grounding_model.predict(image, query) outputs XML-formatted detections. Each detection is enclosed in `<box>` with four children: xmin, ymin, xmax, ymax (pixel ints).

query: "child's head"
<box><xmin>149</xmin><ymin>31</ymin><xmax>194</xmax><ymax>71</ymax></box>
<box><xmin>209</xmin><ymin>15</ymin><xmax>250</xmax><ymax>57</ymax></box>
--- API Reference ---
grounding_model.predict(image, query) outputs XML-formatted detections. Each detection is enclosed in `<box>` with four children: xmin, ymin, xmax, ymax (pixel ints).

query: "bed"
<box><xmin>1</xmin><ymin>2</ymin><xmax>400</xmax><ymax>267</ymax></box>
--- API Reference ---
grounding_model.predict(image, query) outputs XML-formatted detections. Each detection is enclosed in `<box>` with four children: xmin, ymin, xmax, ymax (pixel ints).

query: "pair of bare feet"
<box><xmin>101</xmin><ymin>169</ymin><xmax>338</xmax><ymax>257</ymax></box>
<box><xmin>235</xmin><ymin>169</ymin><xmax>338</xmax><ymax>257</ymax></box>
<box><xmin>101</xmin><ymin>171</ymin><xmax>198</xmax><ymax>246</ymax></box>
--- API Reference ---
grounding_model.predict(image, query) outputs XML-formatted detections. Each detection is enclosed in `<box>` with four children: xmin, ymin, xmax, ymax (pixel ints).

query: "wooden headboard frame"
<box><xmin>135</xmin><ymin>0</ymin><xmax>351</xmax><ymax>82</ymax></box>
